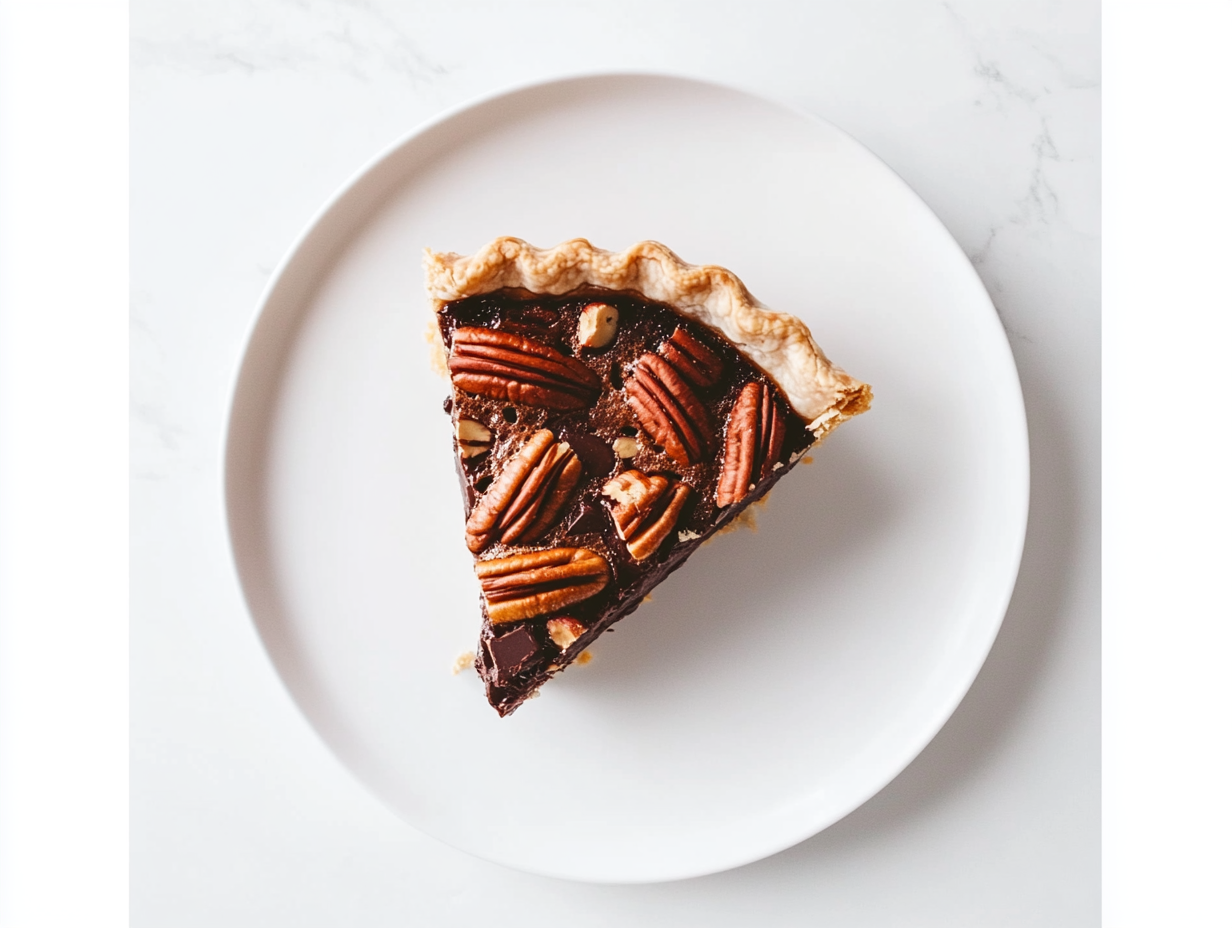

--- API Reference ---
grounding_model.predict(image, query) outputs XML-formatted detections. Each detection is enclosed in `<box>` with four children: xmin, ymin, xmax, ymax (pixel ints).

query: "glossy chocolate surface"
<box><xmin>439</xmin><ymin>287</ymin><xmax>814</xmax><ymax>715</ymax></box>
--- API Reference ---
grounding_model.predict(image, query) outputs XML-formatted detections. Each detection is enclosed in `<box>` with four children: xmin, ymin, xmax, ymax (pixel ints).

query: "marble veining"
<box><xmin>131</xmin><ymin>0</ymin><xmax>447</xmax><ymax>83</ymax></box>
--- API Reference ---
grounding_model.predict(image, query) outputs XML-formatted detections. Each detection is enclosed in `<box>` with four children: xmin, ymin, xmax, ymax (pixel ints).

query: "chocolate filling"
<box><xmin>438</xmin><ymin>287</ymin><xmax>814</xmax><ymax>715</ymax></box>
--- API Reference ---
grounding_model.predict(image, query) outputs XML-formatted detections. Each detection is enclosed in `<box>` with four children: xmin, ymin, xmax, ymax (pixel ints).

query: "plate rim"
<box><xmin>221</xmin><ymin>70</ymin><xmax>1031</xmax><ymax>883</ymax></box>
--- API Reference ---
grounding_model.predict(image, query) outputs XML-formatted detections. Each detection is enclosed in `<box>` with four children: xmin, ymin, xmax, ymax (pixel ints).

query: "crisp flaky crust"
<box><xmin>424</xmin><ymin>237</ymin><xmax>871</xmax><ymax>435</ymax></box>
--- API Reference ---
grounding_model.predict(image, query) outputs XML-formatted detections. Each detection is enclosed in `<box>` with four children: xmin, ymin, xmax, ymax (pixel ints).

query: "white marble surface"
<box><xmin>131</xmin><ymin>1</ymin><xmax>1099</xmax><ymax>924</ymax></box>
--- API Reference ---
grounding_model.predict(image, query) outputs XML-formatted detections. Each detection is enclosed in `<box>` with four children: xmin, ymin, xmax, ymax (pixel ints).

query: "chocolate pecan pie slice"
<box><xmin>426</xmin><ymin>238</ymin><xmax>871</xmax><ymax>716</ymax></box>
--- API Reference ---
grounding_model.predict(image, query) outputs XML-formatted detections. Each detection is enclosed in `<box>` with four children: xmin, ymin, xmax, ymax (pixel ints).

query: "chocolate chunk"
<box><xmin>487</xmin><ymin>626</ymin><xmax>539</xmax><ymax>684</ymax></box>
<box><xmin>565</xmin><ymin>432</ymin><xmax>616</xmax><ymax>478</ymax></box>
<box><xmin>565</xmin><ymin>500</ymin><xmax>608</xmax><ymax>536</ymax></box>
<box><xmin>443</xmin><ymin>396</ymin><xmax>453</xmax><ymax>414</ymax></box>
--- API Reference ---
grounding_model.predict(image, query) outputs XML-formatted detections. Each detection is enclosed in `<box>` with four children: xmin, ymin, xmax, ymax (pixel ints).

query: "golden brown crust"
<box><xmin>424</xmin><ymin>237</ymin><xmax>871</xmax><ymax>435</ymax></box>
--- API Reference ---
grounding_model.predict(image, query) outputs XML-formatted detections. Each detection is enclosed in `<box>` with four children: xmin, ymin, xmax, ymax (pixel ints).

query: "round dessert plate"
<box><xmin>225</xmin><ymin>73</ymin><xmax>1029</xmax><ymax>883</ymax></box>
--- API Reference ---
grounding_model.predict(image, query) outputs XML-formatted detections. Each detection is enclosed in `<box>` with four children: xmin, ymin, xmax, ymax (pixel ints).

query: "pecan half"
<box><xmin>448</xmin><ymin>327</ymin><xmax>602</xmax><ymax>410</ymax></box>
<box><xmin>716</xmin><ymin>381</ymin><xmax>787</xmax><ymax>507</ymax></box>
<box><xmin>477</xmin><ymin>547</ymin><xmax>610</xmax><ymax>624</ymax></box>
<box><xmin>626</xmin><ymin>353</ymin><xmax>714</xmax><ymax>465</ymax></box>
<box><xmin>465</xmin><ymin>429</ymin><xmax>583</xmax><ymax>553</ymax></box>
<box><xmin>659</xmin><ymin>326</ymin><xmax>723</xmax><ymax>388</ymax></box>
<box><xmin>603</xmin><ymin>470</ymin><xmax>693</xmax><ymax>562</ymax></box>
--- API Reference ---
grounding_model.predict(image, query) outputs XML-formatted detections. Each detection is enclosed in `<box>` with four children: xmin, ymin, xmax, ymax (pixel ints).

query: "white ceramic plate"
<box><xmin>225</xmin><ymin>73</ymin><xmax>1028</xmax><ymax>883</ymax></box>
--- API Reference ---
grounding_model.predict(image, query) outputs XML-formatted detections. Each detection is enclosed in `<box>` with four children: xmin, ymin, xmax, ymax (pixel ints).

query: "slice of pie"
<box><xmin>425</xmin><ymin>238</ymin><xmax>872</xmax><ymax>716</ymax></box>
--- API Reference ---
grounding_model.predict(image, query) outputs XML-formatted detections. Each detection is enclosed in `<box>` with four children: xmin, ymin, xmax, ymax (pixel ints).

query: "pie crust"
<box><xmin>424</xmin><ymin>237</ymin><xmax>872</xmax><ymax>435</ymax></box>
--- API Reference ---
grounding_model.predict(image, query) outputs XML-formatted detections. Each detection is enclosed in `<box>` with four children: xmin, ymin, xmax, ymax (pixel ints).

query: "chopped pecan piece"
<box><xmin>659</xmin><ymin>326</ymin><xmax>723</xmax><ymax>388</ymax></box>
<box><xmin>546</xmin><ymin>616</ymin><xmax>585</xmax><ymax>651</ymax></box>
<box><xmin>577</xmin><ymin>302</ymin><xmax>619</xmax><ymax>348</ymax></box>
<box><xmin>603</xmin><ymin>470</ymin><xmax>693</xmax><ymax>562</ymax></box>
<box><xmin>612</xmin><ymin>436</ymin><xmax>639</xmax><ymax>459</ymax></box>
<box><xmin>448</xmin><ymin>327</ymin><xmax>602</xmax><ymax>410</ymax></box>
<box><xmin>626</xmin><ymin>353</ymin><xmax>714</xmax><ymax>465</ymax></box>
<box><xmin>455</xmin><ymin>418</ymin><xmax>493</xmax><ymax>458</ymax></box>
<box><xmin>465</xmin><ymin>429</ymin><xmax>583</xmax><ymax>553</ymax></box>
<box><xmin>477</xmin><ymin>547</ymin><xmax>610</xmax><ymax>624</ymax></box>
<box><xmin>716</xmin><ymin>381</ymin><xmax>787</xmax><ymax>507</ymax></box>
